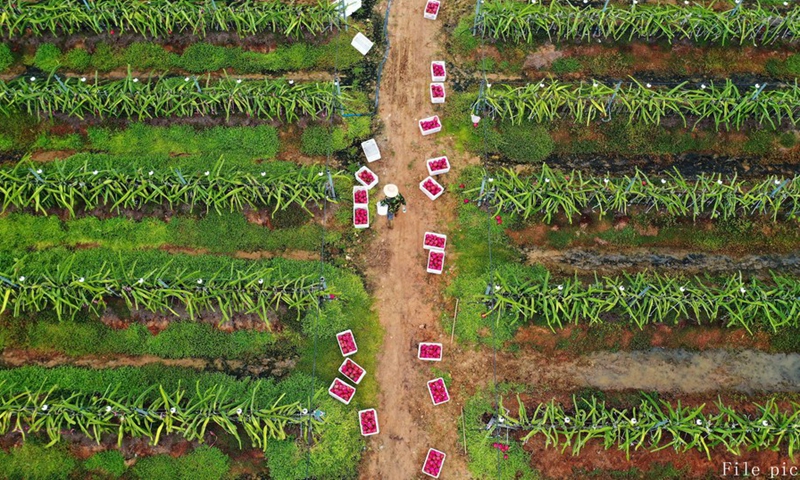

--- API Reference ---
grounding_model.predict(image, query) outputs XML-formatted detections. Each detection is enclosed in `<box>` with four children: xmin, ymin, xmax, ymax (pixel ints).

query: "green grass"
<box><xmin>442</xmin><ymin>90</ymin><xmax>798</xmax><ymax>161</ymax></box>
<box><xmin>444</xmin><ymin>168</ymin><xmax>527</xmax><ymax>346</ymax></box>
<box><xmin>460</xmin><ymin>387</ymin><xmax>539</xmax><ymax>480</ymax></box>
<box><xmin>0</xmin><ymin>212</ymin><xmax>333</xmax><ymax>255</ymax></box>
<box><xmin>18</xmin><ymin>34</ymin><xmax>363</xmax><ymax>75</ymax></box>
<box><xmin>0</xmin><ymin>369</ymin><xmax>365</xmax><ymax>479</ymax></box>
<box><xmin>0</xmin><ymin>317</ymin><xmax>286</xmax><ymax>360</ymax></box>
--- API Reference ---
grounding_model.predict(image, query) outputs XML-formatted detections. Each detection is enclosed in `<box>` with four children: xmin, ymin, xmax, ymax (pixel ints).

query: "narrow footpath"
<box><xmin>359</xmin><ymin>0</ymin><xmax>473</xmax><ymax>477</ymax></box>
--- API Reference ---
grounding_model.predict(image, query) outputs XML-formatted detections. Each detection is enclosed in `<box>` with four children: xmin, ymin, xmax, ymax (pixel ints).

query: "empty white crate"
<box><xmin>361</xmin><ymin>138</ymin><xmax>381</xmax><ymax>162</ymax></box>
<box><xmin>351</xmin><ymin>32</ymin><xmax>374</xmax><ymax>55</ymax></box>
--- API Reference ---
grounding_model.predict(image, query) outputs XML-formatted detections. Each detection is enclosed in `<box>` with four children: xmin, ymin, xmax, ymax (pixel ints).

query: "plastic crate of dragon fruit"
<box><xmin>418</xmin><ymin>342</ymin><xmax>443</xmax><ymax>361</ymax></box>
<box><xmin>427</xmin><ymin>377</ymin><xmax>450</xmax><ymax>405</ymax></box>
<box><xmin>355</xmin><ymin>166</ymin><xmax>379</xmax><ymax>189</ymax></box>
<box><xmin>426</xmin><ymin>250</ymin><xmax>445</xmax><ymax>274</ymax></box>
<box><xmin>339</xmin><ymin>357</ymin><xmax>367</xmax><ymax>384</ymax></box>
<box><xmin>336</xmin><ymin>329</ymin><xmax>358</xmax><ymax>356</ymax></box>
<box><xmin>423</xmin><ymin>232</ymin><xmax>446</xmax><ymax>251</ymax></box>
<box><xmin>418</xmin><ymin>115</ymin><xmax>442</xmax><ymax>135</ymax></box>
<box><xmin>419</xmin><ymin>176</ymin><xmax>444</xmax><ymax>200</ymax></box>
<box><xmin>423</xmin><ymin>0</ymin><xmax>440</xmax><ymax>19</ymax></box>
<box><xmin>421</xmin><ymin>448</ymin><xmax>447</xmax><ymax>478</ymax></box>
<box><xmin>353</xmin><ymin>206</ymin><xmax>370</xmax><ymax>229</ymax></box>
<box><xmin>430</xmin><ymin>61</ymin><xmax>446</xmax><ymax>82</ymax></box>
<box><xmin>426</xmin><ymin>156</ymin><xmax>450</xmax><ymax>176</ymax></box>
<box><xmin>358</xmin><ymin>408</ymin><xmax>380</xmax><ymax>436</ymax></box>
<box><xmin>353</xmin><ymin>186</ymin><xmax>369</xmax><ymax>206</ymax></box>
<box><xmin>328</xmin><ymin>378</ymin><xmax>356</xmax><ymax>405</ymax></box>
<box><xmin>430</xmin><ymin>83</ymin><xmax>445</xmax><ymax>104</ymax></box>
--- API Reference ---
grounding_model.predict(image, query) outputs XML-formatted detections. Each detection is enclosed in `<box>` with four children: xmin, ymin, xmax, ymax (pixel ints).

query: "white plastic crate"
<box><xmin>361</xmin><ymin>138</ymin><xmax>381</xmax><ymax>162</ymax></box>
<box><xmin>353</xmin><ymin>206</ymin><xmax>370</xmax><ymax>229</ymax></box>
<box><xmin>423</xmin><ymin>0</ymin><xmax>440</xmax><ymax>19</ymax></box>
<box><xmin>328</xmin><ymin>378</ymin><xmax>356</xmax><ymax>405</ymax></box>
<box><xmin>431</xmin><ymin>61</ymin><xmax>446</xmax><ymax>82</ymax></box>
<box><xmin>427</xmin><ymin>377</ymin><xmax>450</xmax><ymax>405</ymax></box>
<box><xmin>426</xmin><ymin>250</ymin><xmax>445</xmax><ymax>275</ymax></box>
<box><xmin>351</xmin><ymin>32</ymin><xmax>374</xmax><ymax>55</ymax></box>
<box><xmin>352</xmin><ymin>186</ymin><xmax>369</xmax><ymax>206</ymax></box>
<box><xmin>339</xmin><ymin>357</ymin><xmax>367</xmax><ymax>384</ymax></box>
<box><xmin>422</xmin><ymin>448</ymin><xmax>447</xmax><ymax>478</ymax></box>
<box><xmin>418</xmin><ymin>115</ymin><xmax>442</xmax><ymax>135</ymax></box>
<box><xmin>430</xmin><ymin>83</ymin><xmax>445</xmax><ymax>104</ymax></box>
<box><xmin>423</xmin><ymin>231</ymin><xmax>447</xmax><ymax>251</ymax></box>
<box><xmin>336</xmin><ymin>329</ymin><xmax>358</xmax><ymax>356</ymax></box>
<box><xmin>418</xmin><ymin>342</ymin><xmax>443</xmax><ymax>361</ymax></box>
<box><xmin>419</xmin><ymin>176</ymin><xmax>444</xmax><ymax>200</ymax></box>
<box><xmin>426</xmin><ymin>156</ymin><xmax>450</xmax><ymax>176</ymax></box>
<box><xmin>355</xmin><ymin>166</ymin><xmax>379</xmax><ymax>189</ymax></box>
<box><xmin>358</xmin><ymin>409</ymin><xmax>380</xmax><ymax>436</ymax></box>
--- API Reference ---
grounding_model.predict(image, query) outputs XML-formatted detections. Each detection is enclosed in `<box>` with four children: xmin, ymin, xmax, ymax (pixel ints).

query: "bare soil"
<box><xmin>357</xmin><ymin>0</ymin><xmax>479</xmax><ymax>476</ymax></box>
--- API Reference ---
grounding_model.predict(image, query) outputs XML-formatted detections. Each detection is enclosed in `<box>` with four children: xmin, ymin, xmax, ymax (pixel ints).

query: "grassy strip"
<box><xmin>0</xmin><ymin>212</ymin><xmax>332</xmax><ymax>255</ymax></box>
<box><xmin>533</xmin><ymin>215</ymin><xmax>800</xmax><ymax>253</ymax></box>
<box><xmin>0</xmin><ymin>318</ymin><xmax>282</xmax><ymax>360</ymax></box>
<box><xmin>0</xmin><ymin>442</ymin><xmax>231</xmax><ymax>480</ymax></box>
<box><xmin>443</xmin><ymin>93</ymin><xmax>799</xmax><ymax>162</ymax></box>
<box><xmin>8</xmin><ymin>35</ymin><xmax>362</xmax><ymax>74</ymax></box>
<box><xmin>0</xmin><ymin>368</ymin><xmax>363</xmax><ymax>479</ymax></box>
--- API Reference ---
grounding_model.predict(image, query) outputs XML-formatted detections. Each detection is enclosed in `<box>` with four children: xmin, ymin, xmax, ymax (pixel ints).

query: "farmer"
<box><xmin>382</xmin><ymin>184</ymin><xmax>406</xmax><ymax>228</ymax></box>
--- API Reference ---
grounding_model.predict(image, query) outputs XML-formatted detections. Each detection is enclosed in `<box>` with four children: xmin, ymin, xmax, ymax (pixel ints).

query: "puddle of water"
<box><xmin>572</xmin><ymin>349</ymin><xmax>800</xmax><ymax>393</ymax></box>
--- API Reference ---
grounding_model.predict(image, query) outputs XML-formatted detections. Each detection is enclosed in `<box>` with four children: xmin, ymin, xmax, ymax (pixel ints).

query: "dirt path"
<box><xmin>358</xmin><ymin>0</ymin><xmax>477</xmax><ymax>477</ymax></box>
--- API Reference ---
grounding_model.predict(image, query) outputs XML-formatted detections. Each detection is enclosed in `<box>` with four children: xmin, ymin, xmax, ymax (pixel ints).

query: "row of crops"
<box><xmin>477</xmin><ymin>0</ymin><xmax>800</xmax><ymax>45</ymax></box>
<box><xmin>459</xmin><ymin>0</ymin><xmax>800</xmax><ymax>476</ymax></box>
<box><xmin>486</xmin><ymin>270</ymin><xmax>800</xmax><ymax>332</ymax></box>
<box><xmin>494</xmin><ymin>395</ymin><xmax>800</xmax><ymax>459</ymax></box>
<box><xmin>0</xmin><ymin>254</ymin><xmax>327</xmax><ymax>321</ymax></box>
<box><xmin>0</xmin><ymin>0</ymin><xmax>339</xmax><ymax>37</ymax></box>
<box><xmin>0</xmin><ymin>381</ymin><xmax>318</xmax><ymax>450</ymax></box>
<box><xmin>480</xmin><ymin>80</ymin><xmax>800</xmax><ymax>129</ymax></box>
<box><xmin>0</xmin><ymin>160</ymin><xmax>339</xmax><ymax>216</ymax></box>
<box><xmin>0</xmin><ymin>0</ymin><xmax>378</xmax><ymax>474</ymax></box>
<box><xmin>2</xmin><ymin>75</ymin><xmax>342</xmax><ymax>120</ymax></box>
<box><xmin>471</xmin><ymin>166</ymin><xmax>800</xmax><ymax>222</ymax></box>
